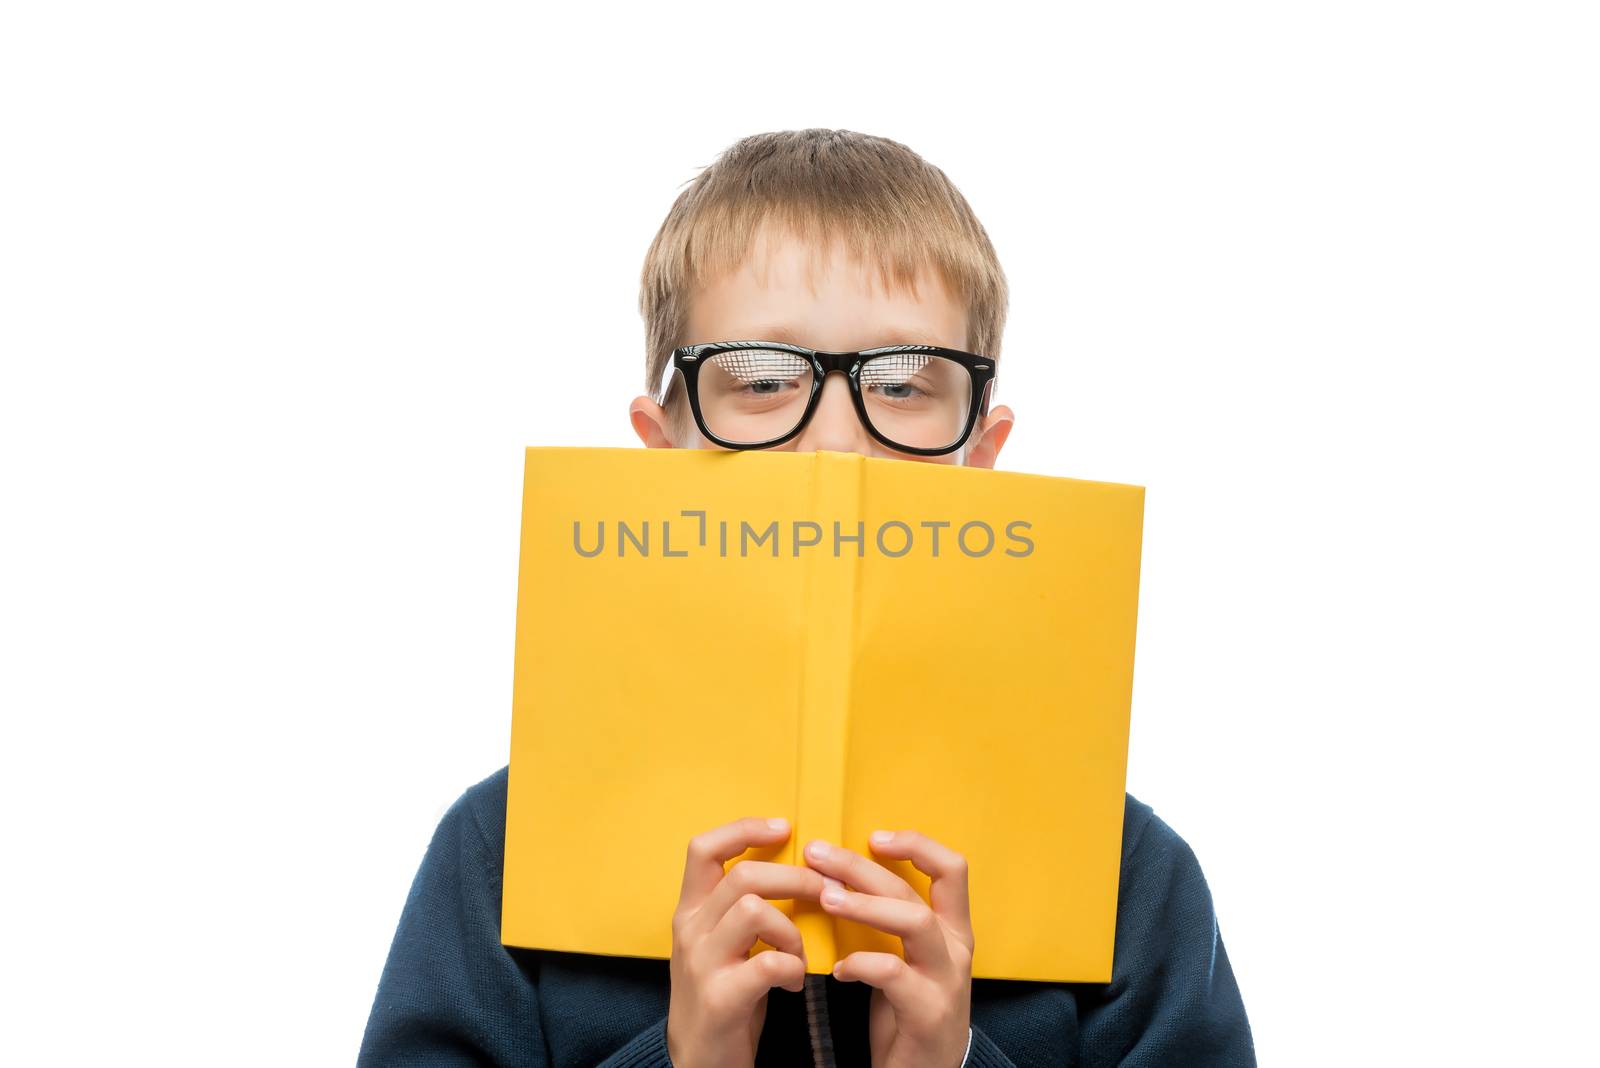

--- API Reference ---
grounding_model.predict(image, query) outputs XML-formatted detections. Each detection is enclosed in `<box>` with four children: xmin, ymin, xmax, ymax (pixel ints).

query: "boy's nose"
<box><xmin>792</xmin><ymin>373</ymin><xmax>874</xmax><ymax>456</ymax></box>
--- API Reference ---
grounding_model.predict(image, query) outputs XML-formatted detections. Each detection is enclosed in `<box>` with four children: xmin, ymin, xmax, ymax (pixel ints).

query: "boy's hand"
<box><xmin>805</xmin><ymin>832</ymin><xmax>974</xmax><ymax>1068</ymax></box>
<box><xmin>667</xmin><ymin>816</ymin><xmax>824</xmax><ymax>1068</ymax></box>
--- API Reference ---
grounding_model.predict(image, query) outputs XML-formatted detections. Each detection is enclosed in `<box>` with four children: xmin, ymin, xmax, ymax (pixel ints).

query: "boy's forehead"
<box><xmin>686</xmin><ymin>219</ymin><xmax>967</xmax><ymax>348</ymax></box>
<box><xmin>735</xmin><ymin>219</ymin><xmax>921</xmax><ymax>295</ymax></box>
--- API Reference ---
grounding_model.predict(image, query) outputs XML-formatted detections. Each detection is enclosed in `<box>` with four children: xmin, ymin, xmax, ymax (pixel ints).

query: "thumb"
<box><xmin>749</xmin><ymin>990</ymin><xmax>768</xmax><ymax>1054</ymax></box>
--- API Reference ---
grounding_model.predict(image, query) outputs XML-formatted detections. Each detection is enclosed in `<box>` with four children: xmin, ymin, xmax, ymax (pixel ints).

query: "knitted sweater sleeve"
<box><xmin>1073</xmin><ymin>805</ymin><xmax>1257</xmax><ymax>1068</ymax></box>
<box><xmin>355</xmin><ymin>774</ymin><xmax>674</xmax><ymax>1067</ymax></box>
<box><xmin>960</xmin><ymin>800</ymin><xmax>1253</xmax><ymax>1067</ymax></box>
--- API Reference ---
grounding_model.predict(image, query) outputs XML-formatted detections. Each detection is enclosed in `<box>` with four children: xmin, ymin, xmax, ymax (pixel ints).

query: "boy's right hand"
<box><xmin>667</xmin><ymin>816</ymin><xmax>823</xmax><ymax>1068</ymax></box>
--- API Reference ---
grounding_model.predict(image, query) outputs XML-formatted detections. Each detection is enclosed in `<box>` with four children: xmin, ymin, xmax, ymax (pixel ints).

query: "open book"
<box><xmin>502</xmin><ymin>446</ymin><xmax>1144</xmax><ymax>983</ymax></box>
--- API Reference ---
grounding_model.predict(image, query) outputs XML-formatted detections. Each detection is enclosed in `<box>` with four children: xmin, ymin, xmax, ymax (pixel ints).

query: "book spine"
<box><xmin>792</xmin><ymin>451</ymin><xmax>864</xmax><ymax>973</ymax></box>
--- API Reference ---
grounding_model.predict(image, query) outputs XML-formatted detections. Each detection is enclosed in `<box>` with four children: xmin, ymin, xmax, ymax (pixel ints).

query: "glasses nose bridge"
<box><xmin>811</xmin><ymin>349</ymin><xmax>862</xmax><ymax>385</ymax></box>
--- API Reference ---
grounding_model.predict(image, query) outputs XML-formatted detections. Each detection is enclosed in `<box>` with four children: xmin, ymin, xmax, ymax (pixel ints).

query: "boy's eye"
<box><xmin>861</xmin><ymin>353</ymin><xmax>943</xmax><ymax>404</ymax></box>
<box><xmin>704</xmin><ymin>349</ymin><xmax>811</xmax><ymax>399</ymax></box>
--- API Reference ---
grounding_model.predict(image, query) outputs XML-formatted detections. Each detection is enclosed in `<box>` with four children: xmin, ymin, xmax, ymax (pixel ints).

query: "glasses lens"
<box><xmin>697</xmin><ymin>348</ymin><xmax>815</xmax><ymax>444</ymax></box>
<box><xmin>859</xmin><ymin>352</ymin><xmax>973</xmax><ymax>451</ymax></box>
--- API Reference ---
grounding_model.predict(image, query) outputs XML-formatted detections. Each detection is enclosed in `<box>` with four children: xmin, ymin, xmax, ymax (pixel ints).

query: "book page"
<box><xmin>840</xmin><ymin>460</ymin><xmax>1144</xmax><ymax>982</ymax></box>
<box><xmin>503</xmin><ymin>447</ymin><xmax>817</xmax><ymax>960</ymax></box>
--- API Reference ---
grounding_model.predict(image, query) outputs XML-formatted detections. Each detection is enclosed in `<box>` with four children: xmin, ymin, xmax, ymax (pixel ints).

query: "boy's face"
<box><xmin>630</xmin><ymin>222</ymin><xmax>1014</xmax><ymax>467</ymax></box>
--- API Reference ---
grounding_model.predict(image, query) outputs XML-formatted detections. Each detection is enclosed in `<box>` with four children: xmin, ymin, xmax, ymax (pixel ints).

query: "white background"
<box><xmin>2</xmin><ymin>2</ymin><xmax>1596</xmax><ymax>1064</ymax></box>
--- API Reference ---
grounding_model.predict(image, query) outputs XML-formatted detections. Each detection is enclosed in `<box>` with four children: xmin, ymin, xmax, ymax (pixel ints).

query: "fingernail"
<box><xmin>822</xmin><ymin>885</ymin><xmax>847</xmax><ymax>907</ymax></box>
<box><xmin>870</xmin><ymin>830</ymin><xmax>893</xmax><ymax>847</ymax></box>
<box><xmin>806</xmin><ymin>839</ymin><xmax>830</xmax><ymax>861</ymax></box>
<box><xmin>768</xmin><ymin>818</ymin><xmax>789</xmax><ymax>832</ymax></box>
<box><xmin>822</xmin><ymin>876</ymin><xmax>844</xmax><ymax>893</ymax></box>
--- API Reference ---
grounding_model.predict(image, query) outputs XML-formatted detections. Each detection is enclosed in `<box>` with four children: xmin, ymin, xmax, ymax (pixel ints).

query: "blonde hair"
<box><xmin>638</xmin><ymin>129</ymin><xmax>1008</xmax><ymax>437</ymax></box>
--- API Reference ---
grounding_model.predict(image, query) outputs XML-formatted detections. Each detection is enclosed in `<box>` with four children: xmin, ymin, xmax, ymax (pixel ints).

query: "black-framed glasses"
<box><xmin>654</xmin><ymin>341</ymin><xmax>997</xmax><ymax>457</ymax></box>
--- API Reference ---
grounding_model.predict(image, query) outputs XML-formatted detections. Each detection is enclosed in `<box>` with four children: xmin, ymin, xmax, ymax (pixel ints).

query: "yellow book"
<box><xmin>502</xmin><ymin>446</ymin><xmax>1144</xmax><ymax>983</ymax></box>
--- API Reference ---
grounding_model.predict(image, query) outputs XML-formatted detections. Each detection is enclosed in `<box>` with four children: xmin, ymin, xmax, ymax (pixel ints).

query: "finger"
<box><xmin>725</xmin><ymin>948</ymin><xmax>808</xmax><ymax>1002</ymax></box>
<box><xmin>706</xmin><ymin>892</ymin><xmax>807</xmax><ymax>965</ymax></box>
<box><xmin>832</xmin><ymin>950</ymin><xmax>929</xmax><ymax>1008</ymax></box>
<box><xmin>867</xmin><ymin>829</ymin><xmax>971</xmax><ymax>939</ymax></box>
<box><xmin>802</xmin><ymin>839</ymin><xmax>920</xmax><ymax>903</ymax></box>
<box><xmin>679</xmin><ymin>817</ymin><xmax>792</xmax><ymax>911</ymax></box>
<box><xmin>695</xmin><ymin>860</ymin><xmax>824</xmax><ymax>934</ymax></box>
<box><xmin>819</xmin><ymin>884</ymin><xmax>951</xmax><ymax>970</ymax></box>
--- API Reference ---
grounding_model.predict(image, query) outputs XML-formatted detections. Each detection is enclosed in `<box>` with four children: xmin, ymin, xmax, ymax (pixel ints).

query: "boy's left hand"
<box><xmin>803</xmin><ymin>832</ymin><xmax>973</xmax><ymax>1068</ymax></box>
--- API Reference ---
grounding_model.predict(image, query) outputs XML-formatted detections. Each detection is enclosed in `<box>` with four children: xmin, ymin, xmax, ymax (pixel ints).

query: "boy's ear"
<box><xmin>963</xmin><ymin>404</ymin><xmax>1015</xmax><ymax>470</ymax></box>
<box><xmin>628</xmin><ymin>395</ymin><xmax>679</xmax><ymax>449</ymax></box>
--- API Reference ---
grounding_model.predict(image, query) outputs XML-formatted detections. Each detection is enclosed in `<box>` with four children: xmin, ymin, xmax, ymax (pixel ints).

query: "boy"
<box><xmin>358</xmin><ymin>129</ymin><xmax>1255</xmax><ymax>1067</ymax></box>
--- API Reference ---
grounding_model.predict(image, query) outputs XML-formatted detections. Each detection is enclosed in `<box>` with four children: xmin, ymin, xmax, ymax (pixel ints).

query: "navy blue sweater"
<box><xmin>358</xmin><ymin>768</ymin><xmax>1254</xmax><ymax>1066</ymax></box>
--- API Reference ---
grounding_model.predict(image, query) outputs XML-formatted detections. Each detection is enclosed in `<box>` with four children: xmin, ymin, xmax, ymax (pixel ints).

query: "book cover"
<box><xmin>502</xmin><ymin>446</ymin><xmax>1144</xmax><ymax>982</ymax></box>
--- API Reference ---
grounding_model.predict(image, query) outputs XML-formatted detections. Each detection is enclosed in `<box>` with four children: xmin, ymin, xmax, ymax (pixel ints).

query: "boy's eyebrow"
<box><xmin>733</xmin><ymin>324</ymin><xmax>950</xmax><ymax>349</ymax></box>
